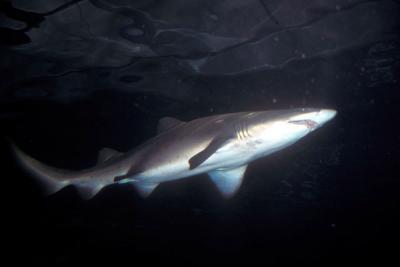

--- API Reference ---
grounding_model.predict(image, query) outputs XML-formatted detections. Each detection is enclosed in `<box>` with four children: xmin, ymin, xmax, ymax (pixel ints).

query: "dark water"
<box><xmin>1</xmin><ymin>1</ymin><xmax>399</xmax><ymax>266</ymax></box>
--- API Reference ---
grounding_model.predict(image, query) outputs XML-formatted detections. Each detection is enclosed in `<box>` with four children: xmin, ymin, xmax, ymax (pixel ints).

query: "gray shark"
<box><xmin>11</xmin><ymin>108</ymin><xmax>336</xmax><ymax>199</ymax></box>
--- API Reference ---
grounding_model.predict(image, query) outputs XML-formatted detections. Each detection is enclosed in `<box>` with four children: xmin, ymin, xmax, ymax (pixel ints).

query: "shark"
<box><xmin>11</xmin><ymin>108</ymin><xmax>336</xmax><ymax>199</ymax></box>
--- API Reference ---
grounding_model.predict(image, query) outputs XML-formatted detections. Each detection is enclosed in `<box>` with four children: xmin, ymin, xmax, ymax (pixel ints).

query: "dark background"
<box><xmin>1</xmin><ymin>0</ymin><xmax>399</xmax><ymax>266</ymax></box>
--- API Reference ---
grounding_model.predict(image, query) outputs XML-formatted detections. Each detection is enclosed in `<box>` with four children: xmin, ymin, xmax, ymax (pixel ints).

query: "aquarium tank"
<box><xmin>0</xmin><ymin>0</ymin><xmax>399</xmax><ymax>266</ymax></box>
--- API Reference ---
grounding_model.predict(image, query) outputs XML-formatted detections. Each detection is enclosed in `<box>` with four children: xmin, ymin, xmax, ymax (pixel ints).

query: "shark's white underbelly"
<box><xmin>138</xmin><ymin>141</ymin><xmax>259</xmax><ymax>183</ymax></box>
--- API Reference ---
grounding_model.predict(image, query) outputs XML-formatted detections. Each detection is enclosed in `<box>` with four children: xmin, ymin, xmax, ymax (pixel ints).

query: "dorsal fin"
<box><xmin>97</xmin><ymin>148</ymin><xmax>122</xmax><ymax>164</ymax></box>
<box><xmin>157</xmin><ymin>117</ymin><xmax>183</xmax><ymax>133</ymax></box>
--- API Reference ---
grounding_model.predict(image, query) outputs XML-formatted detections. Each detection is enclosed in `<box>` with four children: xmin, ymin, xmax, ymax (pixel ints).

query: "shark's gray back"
<box><xmin>127</xmin><ymin>112</ymin><xmax>248</xmax><ymax>174</ymax></box>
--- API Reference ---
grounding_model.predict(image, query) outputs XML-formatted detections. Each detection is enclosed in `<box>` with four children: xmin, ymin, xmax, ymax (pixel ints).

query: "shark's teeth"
<box><xmin>288</xmin><ymin>119</ymin><xmax>319</xmax><ymax>129</ymax></box>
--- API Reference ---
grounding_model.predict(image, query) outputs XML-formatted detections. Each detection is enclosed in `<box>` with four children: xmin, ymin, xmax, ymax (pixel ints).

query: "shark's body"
<box><xmin>12</xmin><ymin>108</ymin><xmax>336</xmax><ymax>199</ymax></box>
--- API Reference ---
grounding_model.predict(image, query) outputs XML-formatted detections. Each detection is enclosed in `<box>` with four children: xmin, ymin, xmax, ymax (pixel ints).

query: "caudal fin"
<box><xmin>9</xmin><ymin>141</ymin><xmax>72</xmax><ymax>195</ymax></box>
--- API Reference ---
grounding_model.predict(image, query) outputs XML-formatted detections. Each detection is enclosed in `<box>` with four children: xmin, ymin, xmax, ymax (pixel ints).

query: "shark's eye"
<box><xmin>288</xmin><ymin>119</ymin><xmax>318</xmax><ymax>129</ymax></box>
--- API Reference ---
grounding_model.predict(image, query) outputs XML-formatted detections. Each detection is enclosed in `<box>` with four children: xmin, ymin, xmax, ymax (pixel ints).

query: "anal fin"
<box><xmin>75</xmin><ymin>184</ymin><xmax>105</xmax><ymax>200</ymax></box>
<box><xmin>133</xmin><ymin>182</ymin><xmax>159</xmax><ymax>198</ymax></box>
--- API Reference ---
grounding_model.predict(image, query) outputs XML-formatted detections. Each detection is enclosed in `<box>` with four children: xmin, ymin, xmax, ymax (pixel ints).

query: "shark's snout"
<box><xmin>315</xmin><ymin>109</ymin><xmax>337</xmax><ymax>126</ymax></box>
<box><xmin>288</xmin><ymin>108</ymin><xmax>336</xmax><ymax>131</ymax></box>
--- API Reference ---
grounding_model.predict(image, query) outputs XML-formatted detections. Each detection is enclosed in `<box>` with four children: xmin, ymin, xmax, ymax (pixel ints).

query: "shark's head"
<box><xmin>246</xmin><ymin>108</ymin><xmax>337</xmax><ymax>155</ymax></box>
<box><xmin>286</xmin><ymin>108</ymin><xmax>337</xmax><ymax>131</ymax></box>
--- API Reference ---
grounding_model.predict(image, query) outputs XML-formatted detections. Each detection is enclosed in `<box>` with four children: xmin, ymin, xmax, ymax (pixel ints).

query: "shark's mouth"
<box><xmin>288</xmin><ymin>119</ymin><xmax>319</xmax><ymax>130</ymax></box>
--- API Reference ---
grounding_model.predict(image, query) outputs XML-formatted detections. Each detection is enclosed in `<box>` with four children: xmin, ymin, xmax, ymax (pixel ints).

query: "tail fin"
<box><xmin>9</xmin><ymin>141</ymin><xmax>72</xmax><ymax>195</ymax></box>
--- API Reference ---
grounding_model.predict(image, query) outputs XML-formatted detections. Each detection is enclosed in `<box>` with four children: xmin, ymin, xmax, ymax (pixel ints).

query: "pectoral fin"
<box><xmin>189</xmin><ymin>134</ymin><xmax>233</xmax><ymax>170</ymax></box>
<box><xmin>208</xmin><ymin>165</ymin><xmax>248</xmax><ymax>198</ymax></box>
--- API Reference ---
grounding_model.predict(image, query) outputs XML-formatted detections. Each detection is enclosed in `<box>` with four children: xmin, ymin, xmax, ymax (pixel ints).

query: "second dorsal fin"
<box><xmin>97</xmin><ymin>148</ymin><xmax>123</xmax><ymax>164</ymax></box>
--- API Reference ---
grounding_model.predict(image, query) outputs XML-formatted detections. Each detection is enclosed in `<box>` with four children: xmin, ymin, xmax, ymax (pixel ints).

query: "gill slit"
<box><xmin>241</xmin><ymin>121</ymin><xmax>246</xmax><ymax>139</ymax></box>
<box><xmin>244</xmin><ymin>120</ymin><xmax>251</xmax><ymax>138</ymax></box>
<box><xmin>239</xmin><ymin>123</ymin><xmax>244</xmax><ymax>140</ymax></box>
<box><xmin>234</xmin><ymin>124</ymin><xmax>240</xmax><ymax>140</ymax></box>
<box><xmin>236</xmin><ymin>123</ymin><xmax>243</xmax><ymax>141</ymax></box>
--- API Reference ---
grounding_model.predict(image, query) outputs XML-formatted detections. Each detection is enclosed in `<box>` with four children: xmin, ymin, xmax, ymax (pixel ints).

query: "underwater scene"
<box><xmin>1</xmin><ymin>0</ymin><xmax>399</xmax><ymax>266</ymax></box>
